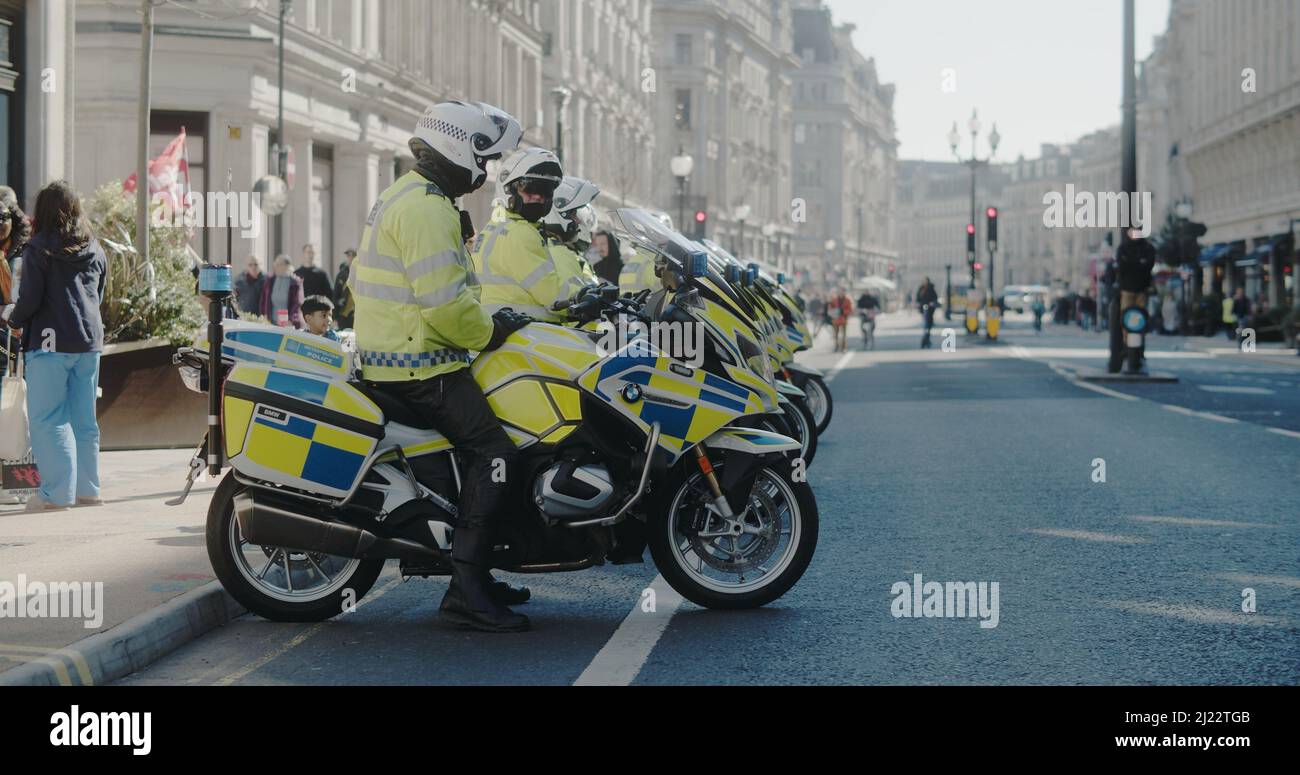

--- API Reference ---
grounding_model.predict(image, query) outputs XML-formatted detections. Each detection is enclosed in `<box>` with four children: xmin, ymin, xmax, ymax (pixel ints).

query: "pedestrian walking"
<box><xmin>808</xmin><ymin>294</ymin><xmax>826</xmax><ymax>340</ymax></box>
<box><xmin>4</xmin><ymin>181</ymin><xmax>106</xmax><ymax>512</ymax></box>
<box><xmin>234</xmin><ymin>255</ymin><xmax>266</xmax><ymax>316</ymax></box>
<box><xmin>294</xmin><ymin>243</ymin><xmax>332</xmax><ymax>301</ymax></box>
<box><xmin>261</xmin><ymin>254</ymin><xmax>305</xmax><ymax>328</ymax></box>
<box><xmin>917</xmin><ymin>277</ymin><xmax>939</xmax><ymax>349</ymax></box>
<box><xmin>0</xmin><ymin>185</ymin><xmax>30</xmax><ymax>409</ymax></box>
<box><xmin>1228</xmin><ymin>288</ymin><xmax>1251</xmax><ymax>342</ymax></box>
<box><xmin>827</xmin><ymin>288</ymin><xmax>852</xmax><ymax>352</ymax></box>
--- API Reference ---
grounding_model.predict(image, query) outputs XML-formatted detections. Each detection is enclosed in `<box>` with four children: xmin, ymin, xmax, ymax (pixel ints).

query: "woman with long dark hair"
<box><xmin>5</xmin><ymin>181</ymin><xmax>107</xmax><ymax>511</ymax></box>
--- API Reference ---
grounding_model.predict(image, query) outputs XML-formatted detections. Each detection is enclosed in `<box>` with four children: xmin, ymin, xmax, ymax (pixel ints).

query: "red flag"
<box><xmin>124</xmin><ymin>128</ymin><xmax>191</xmax><ymax>214</ymax></box>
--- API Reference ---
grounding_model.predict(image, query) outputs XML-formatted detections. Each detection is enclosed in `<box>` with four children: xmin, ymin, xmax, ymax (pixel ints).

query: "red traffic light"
<box><xmin>986</xmin><ymin>207</ymin><xmax>998</xmax><ymax>219</ymax></box>
<box><xmin>973</xmin><ymin>262</ymin><xmax>984</xmax><ymax>271</ymax></box>
<box><xmin>694</xmin><ymin>210</ymin><xmax>707</xmax><ymax>223</ymax></box>
<box><xmin>966</xmin><ymin>223</ymin><xmax>976</xmax><ymax>235</ymax></box>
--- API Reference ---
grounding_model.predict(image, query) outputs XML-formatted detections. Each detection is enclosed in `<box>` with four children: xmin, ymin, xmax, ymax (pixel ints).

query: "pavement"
<box><xmin>4</xmin><ymin>312</ymin><xmax>1297</xmax><ymax>685</ymax></box>
<box><xmin>0</xmin><ymin>449</ymin><xmax>240</xmax><ymax>685</ymax></box>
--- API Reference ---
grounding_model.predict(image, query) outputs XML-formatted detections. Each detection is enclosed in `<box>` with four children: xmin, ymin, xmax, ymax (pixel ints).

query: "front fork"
<box><xmin>692</xmin><ymin>446</ymin><xmax>746</xmax><ymax>540</ymax></box>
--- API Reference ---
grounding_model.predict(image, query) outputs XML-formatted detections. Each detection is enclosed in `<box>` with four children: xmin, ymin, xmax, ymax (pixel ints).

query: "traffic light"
<box><xmin>693</xmin><ymin>209</ymin><xmax>707</xmax><ymax>239</ymax></box>
<box><xmin>966</xmin><ymin>223</ymin><xmax>976</xmax><ymax>259</ymax></box>
<box><xmin>986</xmin><ymin>207</ymin><xmax>998</xmax><ymax>250</ymax></box>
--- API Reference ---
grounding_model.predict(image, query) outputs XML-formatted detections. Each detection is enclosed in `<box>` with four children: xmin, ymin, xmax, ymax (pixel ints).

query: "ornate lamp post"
<box><xmin>670</xmin><ymin>149</ymin><xmax>694</xmax><ymax>235</ymax></box>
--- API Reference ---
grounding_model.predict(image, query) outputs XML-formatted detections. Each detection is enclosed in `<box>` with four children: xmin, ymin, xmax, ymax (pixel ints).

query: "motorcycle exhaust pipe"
<box><xmin>233</xmin><ymin>490</ymin><xmax>441</xmax><ymax>562</ymax></box>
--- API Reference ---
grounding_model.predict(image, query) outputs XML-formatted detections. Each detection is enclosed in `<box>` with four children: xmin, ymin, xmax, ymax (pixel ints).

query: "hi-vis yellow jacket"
<box><xmin>618</xmin><ymin>244</ymin><xmax>661</xmax><ymax>294</ymax></box>
<box><xmin>471</xmin><ymin>212</ymin><xmax>590</xmax><ymax>323</ymax></box>
<box><xmin>349</xmin><ymin>171</ymin><xmax>494</xmax><ymax>382</ymax></box>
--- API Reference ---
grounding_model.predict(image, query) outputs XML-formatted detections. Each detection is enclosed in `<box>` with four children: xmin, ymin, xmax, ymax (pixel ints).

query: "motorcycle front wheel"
<box><xmin>801</xmin><ymin>374</ymin><xmax>833</xmax><ymax>435</ymax></box>
<box><xmin>648</xmin><ymin>456</ymin><xmax>818</xmax><ymax>609</ymax></box>
<box><xmin>206</xmin><ymin>473</ymin><xmax>385</xmax><ymax>622</ymax></box>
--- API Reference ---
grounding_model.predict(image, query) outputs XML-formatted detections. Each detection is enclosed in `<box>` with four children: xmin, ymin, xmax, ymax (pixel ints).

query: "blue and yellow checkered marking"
<box><xmin>248</xmin><ymin>411</ymin><xmax>372</xmax><ymax>493</ymax></box>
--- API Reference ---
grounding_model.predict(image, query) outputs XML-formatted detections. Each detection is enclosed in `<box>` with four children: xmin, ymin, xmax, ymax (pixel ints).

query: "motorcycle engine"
<box><xmin>533</xmin><ymin>461</ymin><xmax>616</xmax><ymax>522</ymax></box>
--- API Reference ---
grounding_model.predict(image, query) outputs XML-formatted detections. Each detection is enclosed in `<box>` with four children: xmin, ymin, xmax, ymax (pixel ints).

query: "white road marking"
<box><xmin>1214</xmin><ymin>572</ymin><xmax>1300</xmax><ymax>589</ymax></box>
<box><xmin>1069</xmin><ymin>379</ymin><xmax>1140</xmax><ymax>401</ymax></box>
<box><xmin>823</xmin><ymin>351</ymin><xmax>856</xmax><ymax>383</ymax></box>
<box><xmin>1097</xmin><ymin>599</ymin><xmax>1287</xmax><ymax>627</ymax></box>
<box><xmin>574</xmin><ymin>574</ymin><xmax>684</xmax><ymax>686</ymax></box>
<box><xmin>1198</xmin><ymin>385</ymin><xmax>1274</xmax><ymax>395</ymax></box>
<box><xmin>1160</xmin><ymin>404</ymin><xmax>1239</xmax><ymax>424</ymax></box>
<box><xmin>1266</xmin><ymin>427</ymin><xmax>1300</xmax><ymax>440</ymax></box>
<box><xmin>1025</xmin><ymin>528</ymin><xmax>1148</xmax><ymax>544</ymax></box>
<box><xmin>1129</xmin><ymin>515</ymin><xmax>1272</xmax><ymax>529</ymax></box>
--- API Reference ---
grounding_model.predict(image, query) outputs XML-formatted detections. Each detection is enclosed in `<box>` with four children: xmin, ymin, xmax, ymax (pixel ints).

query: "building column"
<box><xmin>285</xmin><ymin>133</ymin><xmax>315</xmax><ymax>263</ymax></box>
<box><xmin>334</xmin><ymin>147</ymin><xmax>380</xmax><ymax>266</ymax></box>
<box><xmin>24</xmin><ymin>0</ymin><xmax>71</xmax><ymax>208</ymax></box>
<box><xmin>363</xmin><ymin>0</ymin><xmax>380</xmax><ymax>57</ymax></box>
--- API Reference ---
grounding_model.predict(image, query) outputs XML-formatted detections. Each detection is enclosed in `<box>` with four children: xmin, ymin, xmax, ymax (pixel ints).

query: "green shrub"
<box><xmin>86</xmin><ymin>182</ymin><xmax>205</xmax><ymax>346</ymax></box>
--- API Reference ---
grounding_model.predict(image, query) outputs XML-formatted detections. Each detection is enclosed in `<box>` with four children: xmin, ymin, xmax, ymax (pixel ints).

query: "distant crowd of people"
<box><xmin>230</xmin><ymin>243</ymin><xmax>354</xmax><ymax>341</ymax></box>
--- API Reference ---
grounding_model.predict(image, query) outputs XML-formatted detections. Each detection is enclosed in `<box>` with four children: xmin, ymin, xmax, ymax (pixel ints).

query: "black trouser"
<box><xmin>378</xmin><ymin>368</ymin><xmax>518</xmax><ymax>530</ymax></box>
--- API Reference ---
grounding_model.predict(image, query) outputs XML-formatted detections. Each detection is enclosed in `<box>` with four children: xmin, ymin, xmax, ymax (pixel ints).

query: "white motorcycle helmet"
<box><xmin>495</xmin><ymin>147</ymin><xmax>564</xmax><ymax>222</ymax></box>
<box><xmin>411</xmin><ymin>101</ymin><xmax>522</xmax><ymax>192</ymax></box>
<box><xmin>541</xmin><ymin>176</ymin><xmax>600</xmax><ymax>243</ymax></box>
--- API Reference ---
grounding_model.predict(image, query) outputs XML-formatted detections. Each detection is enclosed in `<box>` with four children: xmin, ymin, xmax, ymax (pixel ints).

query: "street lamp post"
<box><xmin>551</xmin><ymin>87</ymin><xmax>571</xmax><ymax>163</ymax></box>
<box><xmin>670</xmin><ymin>149</ymin><xmax>694</xmax><ymax>235</ymax></box>
<box><xmin>949</xmin><ymin>110</ymin><xmax>1000</xmax><ymax>289</ymax></box>
<box><xmin>272</xmin><ymin>0</ymin><xmax>292</xmax><ymax>256</ymax></box>
<box><xmin>824</xmin><ymin>239</ymin><xmax>837</xmax><ymax>288</ymax></box>
<box><xmin>733</xmin><ymin>203</ymin><xmax>751</xmax><ymax>257</ymax></box>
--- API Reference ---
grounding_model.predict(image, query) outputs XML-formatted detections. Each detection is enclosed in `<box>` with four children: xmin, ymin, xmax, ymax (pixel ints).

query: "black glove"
<box><xmin>567</xmin><ymin>294</ymin><xmax>603</xmax><ymax>323</ymax></box>
<box><xmin>484</xmin><ymin>308</ymin><xmax>532</xmax><ymax>350</ymax></box>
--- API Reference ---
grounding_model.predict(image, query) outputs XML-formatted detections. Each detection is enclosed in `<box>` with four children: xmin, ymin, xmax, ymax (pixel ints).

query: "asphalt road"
<box><xmin>118</xmin><ymin>315</ymin><xmax>1300</xmax><ymax>685</ymax></box>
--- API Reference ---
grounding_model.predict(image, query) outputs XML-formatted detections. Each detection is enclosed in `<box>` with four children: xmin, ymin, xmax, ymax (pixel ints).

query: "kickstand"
<box><xmin>166</xmin><ymin>452</ymin><xmax>206</xmax><ymax>507</ymax></box>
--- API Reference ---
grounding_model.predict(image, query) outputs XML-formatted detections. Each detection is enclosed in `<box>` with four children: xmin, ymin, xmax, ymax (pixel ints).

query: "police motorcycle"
<box><xmin>683</xmin><ymin>240</ymin><xmax>819</xmax><ymax>466</ymax></box>
<box><xmin>170</xmin><ymin>236</ymin><xmax>817</xmax><ymax>621</ymax></box>
<box><xmin>750</xmin><ymin>268</ymin><xmax>833</xmax><ymax>436</ymax></box>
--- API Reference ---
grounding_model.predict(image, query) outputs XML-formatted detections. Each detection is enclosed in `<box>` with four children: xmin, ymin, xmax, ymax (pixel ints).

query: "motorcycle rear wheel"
<box><xmin>206</xmin><ymin>473</ymin><xmax>385</xmax><ymax>622</ymax></box>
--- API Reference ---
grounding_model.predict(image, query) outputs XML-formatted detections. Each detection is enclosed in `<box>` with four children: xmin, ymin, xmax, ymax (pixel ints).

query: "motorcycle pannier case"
<box><xmin>222</xmin><ymin>364</ymin><xmax>384</xmax><ymax>498</ymax></box>
<box><xmin>199</xmin><ymin>321</ymin><xmax>351</xmax><ymax>380</ymax></box>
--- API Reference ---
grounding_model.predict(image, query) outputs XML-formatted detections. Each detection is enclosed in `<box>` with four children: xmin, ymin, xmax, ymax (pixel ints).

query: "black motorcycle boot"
<box><xmin>486</xmin><ymin>572</ymin><xmax>531</xmax><ymax>605</ymax></box>
<box><xmin>439</xmin><ymin>528</ymin><xmax>530</xmax><ymax>633</ymax></box>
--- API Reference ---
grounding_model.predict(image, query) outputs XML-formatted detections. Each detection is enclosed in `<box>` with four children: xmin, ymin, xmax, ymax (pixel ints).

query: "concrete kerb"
<box><xmin>0</xmin><ymin>581</ymin><xmax>245</xmax><ymax>687</ymax></box>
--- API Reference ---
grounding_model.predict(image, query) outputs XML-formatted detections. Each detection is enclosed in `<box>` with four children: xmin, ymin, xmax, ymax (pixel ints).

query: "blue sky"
<box><xmin>824</xmin><ymin>0</ymin><xmax>1172</xmax><ymax>161</ymax></box>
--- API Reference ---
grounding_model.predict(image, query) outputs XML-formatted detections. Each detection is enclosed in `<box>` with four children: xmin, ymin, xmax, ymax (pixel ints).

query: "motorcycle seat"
<box><xmin>351</xmin><ymin>381</ymin><xmax>433</xmax><ymax>430</ymax></box>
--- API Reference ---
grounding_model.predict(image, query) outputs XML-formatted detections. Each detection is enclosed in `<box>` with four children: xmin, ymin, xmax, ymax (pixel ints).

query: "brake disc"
<box><xmin>689</xmin><ymin>486</ymin><xmax>782</xmax><ymax>573</ymax></box>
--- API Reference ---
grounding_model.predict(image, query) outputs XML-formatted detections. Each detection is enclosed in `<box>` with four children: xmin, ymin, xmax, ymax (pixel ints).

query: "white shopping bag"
<box><xmin>0</xmin><ymin>331</ymin><xmax>29</xmax><ymax>461</ymax></box>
